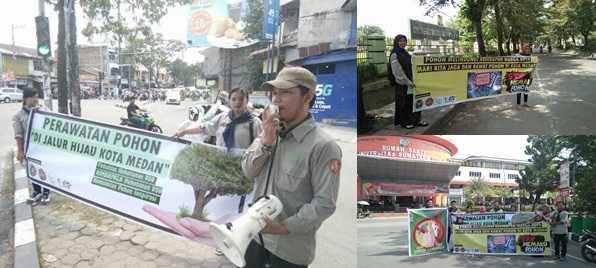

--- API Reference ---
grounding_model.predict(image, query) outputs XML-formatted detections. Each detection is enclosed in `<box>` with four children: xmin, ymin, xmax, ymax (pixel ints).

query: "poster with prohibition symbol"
<box><xmin>408</xmin><ymin>208</ymin><xmax>448</xmax><ymax>256</ymax></box>
<box><xmin>24</xmin><ymin>110</ymin><xmax>254</xmax><ymax>246</ymax></box>
<box><xmin>412</xmin><ymin>56</ymin><xmax>539</xmax><ymax>112</ymax></box>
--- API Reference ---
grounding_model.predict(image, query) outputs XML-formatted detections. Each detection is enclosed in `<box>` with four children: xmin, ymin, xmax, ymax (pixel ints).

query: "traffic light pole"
<box><xmin>38</xmin><ymin>0</ymin><xmax>53</xmax><ymax>111</ymax></box>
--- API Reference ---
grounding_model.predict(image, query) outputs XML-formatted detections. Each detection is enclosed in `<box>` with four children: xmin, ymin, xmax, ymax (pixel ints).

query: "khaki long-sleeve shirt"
<box><xmin>241</xmin><ymin>116</ymin><xmax>342</xmax><ymax>265</ymax></box>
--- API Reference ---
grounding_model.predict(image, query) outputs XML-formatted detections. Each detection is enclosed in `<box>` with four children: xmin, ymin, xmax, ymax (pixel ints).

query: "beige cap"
<box><xmin>261</xmin><ymin>66</ymin><xmax>317</xmax><ymax>93</ymax></box>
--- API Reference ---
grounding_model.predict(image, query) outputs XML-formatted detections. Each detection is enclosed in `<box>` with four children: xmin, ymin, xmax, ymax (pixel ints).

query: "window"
<box><xmin>34</xmin><ymin>60</ymin><xmax>43</xmax><ymax>71</ymax></box>
<box><xmin>508</xmin><ymin>174</ymin><xmax>519</xmax><ymax>180</ymax></box>
<box><xmin>489</xmin><ymin>173</ymin><xmax>501</xmax><ymax>179</ymax></box>
<box><xmin>469</xmin><ymin>171</ymin><xmax>482</xmax><ymax>177</ymax></box>
<box><xmin>484</xmin><ymin>161</ymin><xmax>502</xmax><ymax>169</ymax></box>
<box><xmin>456</xmin><ymin>170</ymin><xmax>461</xmax><ymax>176</ymax></box>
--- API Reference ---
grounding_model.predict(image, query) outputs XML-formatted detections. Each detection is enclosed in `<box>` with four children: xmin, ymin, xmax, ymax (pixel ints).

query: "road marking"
<box><xmin>14</xmin><ymin>218</ymin><xmax>36</xmax><ymax>247</ymax></box>
<box><xmin>14</xmin><ymin>188</ymin><xmax>29</xmax><ymax>205</ymax></box>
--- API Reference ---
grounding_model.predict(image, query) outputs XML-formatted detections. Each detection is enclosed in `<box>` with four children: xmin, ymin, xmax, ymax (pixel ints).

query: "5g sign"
<box><xmin>315</xmin><ymin>84</ymin><xmax>333</xmax><ymax>97</ymax></box>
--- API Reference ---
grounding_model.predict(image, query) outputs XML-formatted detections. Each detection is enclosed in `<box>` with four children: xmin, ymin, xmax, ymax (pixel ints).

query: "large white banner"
<box><xmin>25</xmin><ymin>110</ymin><xmax>254</xmax><ymax>246</ymax></box>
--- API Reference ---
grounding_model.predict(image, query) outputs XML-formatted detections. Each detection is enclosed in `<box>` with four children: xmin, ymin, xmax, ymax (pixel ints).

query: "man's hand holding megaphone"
<box><xmin>262</xmin><ymin>217</ymin><xmax>289</xmax><ymax>235</ymax></box>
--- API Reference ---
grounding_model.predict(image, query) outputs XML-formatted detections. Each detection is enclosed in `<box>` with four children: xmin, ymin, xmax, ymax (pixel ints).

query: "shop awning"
<box><xmin>358</xmin><ymin>154</ymin><xmax>461</xmax><ymax>184</ymax></box>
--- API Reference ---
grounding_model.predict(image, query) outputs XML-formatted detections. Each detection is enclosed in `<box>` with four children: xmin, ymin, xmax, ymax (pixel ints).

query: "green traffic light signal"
<box><xmin>38</xmin><ymin>44</ymin><xmax>50</xmax><ymax>56</ymax></box>
<box><xmin>35</xmin><ymin>16</ymin><xmax>51</xmax><ymax>58</ymax></box>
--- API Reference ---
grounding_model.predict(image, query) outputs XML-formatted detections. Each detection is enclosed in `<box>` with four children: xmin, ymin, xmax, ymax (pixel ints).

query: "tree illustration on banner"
<box><xmin>170</xmin><ymin>145</ymin><xmax>252</xmax><ymax>219</ymax></box>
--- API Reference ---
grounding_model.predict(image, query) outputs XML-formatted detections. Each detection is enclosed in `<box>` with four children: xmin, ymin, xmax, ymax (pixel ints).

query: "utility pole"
<box><xmin>38</xmin><ymin>0</ymin><xmax>53</xmax><ymax>110</ymax></box>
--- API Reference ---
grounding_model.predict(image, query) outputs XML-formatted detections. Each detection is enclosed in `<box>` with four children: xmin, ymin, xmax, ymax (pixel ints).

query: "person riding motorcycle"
<box><xmin>127</xmin><ymin>97</ymin><xmax>147</xmax><ymax>129</ymax></box>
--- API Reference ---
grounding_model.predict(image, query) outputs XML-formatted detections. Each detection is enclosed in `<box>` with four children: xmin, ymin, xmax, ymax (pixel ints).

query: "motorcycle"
<box><xmin>581</xmin><ymin>231</ymin><xmax>596</xmax><ymax>263</ymax></box>
<box><xmin>120</xmin><ymin>112</ymin><xmax>163</xmax><ymax>133</ymax></box>
<box><xmin>357</xmin><ymin>201</ymin><xmax>371</xmax><ymax>219</ymax></box>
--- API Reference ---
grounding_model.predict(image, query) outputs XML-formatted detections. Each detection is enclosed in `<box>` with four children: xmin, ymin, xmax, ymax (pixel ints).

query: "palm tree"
<box><xmin>464</xmin><ymin>176</ymin><xmax>490</xmax><ymax>204</ymax></box>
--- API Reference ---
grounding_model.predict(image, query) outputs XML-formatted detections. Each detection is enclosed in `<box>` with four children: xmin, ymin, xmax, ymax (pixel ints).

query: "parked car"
<box><xmin>166</xmin><ymin>90</ymin><xmax>181</xmax><ymax>105</ymax></box>
<box><xmin>0</xmin><ymin>87</ymin><xmax>23</xmax><ymax>103</ymax></box>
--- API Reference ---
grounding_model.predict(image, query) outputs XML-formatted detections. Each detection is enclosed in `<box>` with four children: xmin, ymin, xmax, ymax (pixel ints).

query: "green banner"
<box><xmin>413</xmin><ymin>56</ymin><xmax>539</xmax><ymax>111</ymax></box>
<box><xmin>408</xmin><ymin>208</ymin><xmax>448</xmax><ymax>256</ymax></box>
<box><xmin>453</xmin><ymin>215</ymin><xmax>551</xmax><ymax>255</ymax></box>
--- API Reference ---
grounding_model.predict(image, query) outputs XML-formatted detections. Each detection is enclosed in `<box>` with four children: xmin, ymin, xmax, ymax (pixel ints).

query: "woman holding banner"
<box><xmin>389</xmin><ymin>34</ymin><xmax>428</xmax><ymax>129</ymax></box>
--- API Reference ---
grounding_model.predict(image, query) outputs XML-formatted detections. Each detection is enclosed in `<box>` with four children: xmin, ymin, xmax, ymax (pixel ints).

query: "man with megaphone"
<box><xmin>240</xmin><ymin>66</ymin><xmax>343</xmax><ymax>268</ymax></box>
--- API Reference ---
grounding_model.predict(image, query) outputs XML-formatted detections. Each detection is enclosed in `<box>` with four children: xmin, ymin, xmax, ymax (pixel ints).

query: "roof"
<box><xmin>0</xmin><ymin>43</ymin><xmax>40</xmax><ymax>59</ymax></box>
<box><xmin>458</xmin><ymin>156</ymin><xmax>530</xmax><ymax>165</ymax></box>
<box><xmin>291</xmin><ymin>47</ymin><xmax>356</xmax><ymax>65</ymax></box>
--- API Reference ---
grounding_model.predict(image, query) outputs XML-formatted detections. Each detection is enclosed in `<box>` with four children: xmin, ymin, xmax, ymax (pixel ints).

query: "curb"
<box><xmin>12</xmin><ymin>148</ymin><xmax>40</xmax><ymax>268</ymax></box>
<box><xmin>423</xmin><ymin>103</ymin><xmax>466</xmax><ymax>134</ymax></box>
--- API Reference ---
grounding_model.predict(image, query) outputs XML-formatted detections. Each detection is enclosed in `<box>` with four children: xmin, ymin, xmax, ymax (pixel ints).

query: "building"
<box><xmin>281</xmin><ymin>0</ymin><xmax>357</xmax><ymax>126</ymax></box>
<box><xmin>358</xmin><ymin>135</ymin><xmax>460</xmax><ymax>210</ymax></box>
<box><xmin>357</xmin><ymin>135</ymin><xmax>529</xmax><ymax>212</ymax></box>
<box><xmin>448</xmin><ymin>156</ymin><xmax>529</xmax><ymax>205</ymax></box>
<box><xmin>0</xmin><ymin>43</ymin><xmax>49</xmax><ymax>90</ymax></box>
<box><xmin>78</xmin><ymin>44</ymin><xmax>119</xmax><ymax>90</ymax></box>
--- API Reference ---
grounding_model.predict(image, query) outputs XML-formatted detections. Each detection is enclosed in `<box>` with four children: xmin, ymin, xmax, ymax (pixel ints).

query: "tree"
<box><xmin>516</xmin><ymin>136</ymin><xmax>562</xmax><ymax>211</ymax></box>
<box><xmin>559</xmin><ymin>136</ymin><xmax>596</xmax><ymax>215</ymax></box>
<box><xmin>242</xmin><ymin>0</ymin><xmax>270</xmax><ymax>90</ymax></box>
<box><xmin>169</xmin><ymin>145</ymin><xmax>253</xmax><ymax>219</ymax></box>
<box><xmin>56</xmin><ymin>0</ymin><xmax>68</xmax><ymax>114</ymax></box>
<box><xmin>68</xmin><ymin>0</ymin><xmax>81</xmax><ymax>116</ymax></box>
<box><xmin>572</xmin><ymin>0</ymin><xmax>596</xmax><ymax>50</ymax></box>
<box><xmin>464</xmin><ymin>177</ymin><xmax>490</xmax><ymax>203</ymax></box>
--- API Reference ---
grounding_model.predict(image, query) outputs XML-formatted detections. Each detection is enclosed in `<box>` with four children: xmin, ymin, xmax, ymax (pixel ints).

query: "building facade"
<box><xmin>0</xmin><ymin>44</ymin><xmax>48</xmax><ymax>90</ymax></box>
<box><xmin>448</xmin><ymin>156</ymin><xmax>529</xmax><ymax>205</ymax></box>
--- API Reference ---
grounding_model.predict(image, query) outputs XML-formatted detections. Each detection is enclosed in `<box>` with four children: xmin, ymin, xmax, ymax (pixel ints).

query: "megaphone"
<box><xmin>265</xmin><ymin>104</ymin><xmax>286</xmax><ymax>133</ymax></box>
<box><xmin>209</xmin><ymin>195</ymin><xmax>284</xmax><ymax>267</ymax></box>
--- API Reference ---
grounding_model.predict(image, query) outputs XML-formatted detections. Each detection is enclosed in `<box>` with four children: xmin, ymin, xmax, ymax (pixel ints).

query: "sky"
<box><xmin>0</xmin><ymin>1</ymin><xmax>204</xmax><ymax>64</ymax></box>
<box><xmin>358</xmin><ymin>0</ymin><xmax>460</xmax><ymax>38</ymax></box>
<box><xmin>440</xmin><ymin>135</ymin><xmax>530</xmax><ymax>161</ymax></box>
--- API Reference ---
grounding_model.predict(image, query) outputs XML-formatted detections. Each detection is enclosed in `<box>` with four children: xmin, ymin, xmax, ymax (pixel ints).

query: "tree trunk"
<box><xmin>473</xmin><ymin>18</ymin><xmax>487</xmax><ymax>57</ymax></box>
<box><xmin>68</xmin><ymin>0</ymin><xmax>81</xmax><ymax>116</ymax></box>
<box><xmin>57</xmin><ymin>0</ymin><xmax>68</xmax><ymax>114</ymax></box>
<box><xmin>506</xmin><ymin>40</ymin><xmax>511</xmax><ymax>55</ymax></box>
<box><xmin>192</xmin><ymin>189</ymin><xmax>217</xmax><ymax>219</ymax></box>
<box><xmin>583</xmin><ymin>33</ymin><xmax>589</xmax><ymax>51</ymax></box>
<box><xmin>493</xmin><ymin>0</ymin><xmax>505</xmax><ymax>56</ymax></box>
<box><xmin>531</xmin><ymin>191</ymin><xmax>541</xmax><ymax>211</ymax></box>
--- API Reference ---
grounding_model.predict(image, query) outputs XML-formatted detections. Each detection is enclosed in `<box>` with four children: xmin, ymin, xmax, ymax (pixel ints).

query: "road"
<box><xmin>0</xmin><ymin>98</ymin><xmax>356</xmax><ymax>268</ymax></box>
<box><xmin>358</xmin><ymin>217</ymin><xmax>596</xmax><ymax>268</ymax></box>
<box><xmin>431</xmin><ymin>52</ymin><xmax>596</xmax><ymax>134</ymax></box>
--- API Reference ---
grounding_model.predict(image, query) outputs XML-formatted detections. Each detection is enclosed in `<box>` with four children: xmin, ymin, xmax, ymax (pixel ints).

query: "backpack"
<box><xmin>387</xmin><ymin>52</ymin><xmax>396</xmax><ymax>86</ymax></box>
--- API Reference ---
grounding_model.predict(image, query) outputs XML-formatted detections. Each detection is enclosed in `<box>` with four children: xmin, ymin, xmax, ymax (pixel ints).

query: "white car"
<box><xmin>0</xmin><ymin>87</ymin><xmax>23</xmax><ymax>103</ymax></box>
<box><xmin>166</xmin><ymin>90</ymin><xmax>181</xmax><ymax>105</ymax></box>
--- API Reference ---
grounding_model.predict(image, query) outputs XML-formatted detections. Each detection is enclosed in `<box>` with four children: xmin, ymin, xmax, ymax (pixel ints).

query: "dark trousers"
<box><xmin>516</xmin><ymin>93</ymin><xmax>528</xmax><ymax>104</ymax></box>
<box><xmin>244</xmin><ymin>240</ymin><xmax>307</xmax><ymax>268</ymax></box>
<box><xmin>394</xmin><ymin>85</ymin><xmax>420</xmax><ymax>126</ymax></box>
<box><xmin>553</xmin><ymin>234</ymin><xmax>567</xmax><ymax>257</ymax></box>
<box><xmin>32</xmin><ymin>182</ymin><xmax>50</xmax><ymax>196</ymax></box>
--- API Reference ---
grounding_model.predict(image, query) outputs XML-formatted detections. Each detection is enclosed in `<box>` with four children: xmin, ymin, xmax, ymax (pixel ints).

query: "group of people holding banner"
<box><xmin>15</xmin><ymin>66</ymin><xmax>343</xmax><ymax>268</ymax></box>
<box><xmin>388</xmin><ymin>33</ymin><xmax>539</xmax><ymax>122</ymax></box>
<box><xmin>409</xmin><ymin>199</ymin><xmax>570</xmax><ymax>260</ymax></box>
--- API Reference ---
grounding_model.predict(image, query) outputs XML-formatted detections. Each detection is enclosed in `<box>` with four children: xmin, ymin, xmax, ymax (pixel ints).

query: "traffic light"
<box><xmin>35</xmin><ymin>16</ymin><xmax>51</xmax><ymax>58</ymax></box>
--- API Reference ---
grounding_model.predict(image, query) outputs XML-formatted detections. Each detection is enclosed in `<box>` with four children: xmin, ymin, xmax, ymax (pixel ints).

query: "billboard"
<box><xmin>262</xmin><ymin>0</ymin><xmax>280</xmax><ymax>40</ymax></box>
<box><xmin>410</xmin><ymin>20</ymin><xmax>459</xmax><ymax>41</ymax></box>
<box><xmin>25</xmin><ymin>111</ymin><xmax>254</xmax><ymax>246</ymax></box>
<box><xmin>413</xmin><ymin>56</ymin><xmax>538</xmax><ymax>111</ymax></box>
<box><xmin>187</xmin><ymin>0</ymin><xmax>256</xmax><ymax>48</ymax></box>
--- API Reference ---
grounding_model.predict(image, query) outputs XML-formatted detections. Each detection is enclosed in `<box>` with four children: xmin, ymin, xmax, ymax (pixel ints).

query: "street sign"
<box><xmin>263</xmin><ymin>0</ymin><xmax>280</xmax><ymax>40</ymax></box>
<box><xmin>559</xmin><ymin>161</ymin><xmax>570</xmax><ymax>188</ymax></box>
<box><xmin>35</xmin><ymin>16</ymin><xmax>52</xmax><ymax>58</ymax></box>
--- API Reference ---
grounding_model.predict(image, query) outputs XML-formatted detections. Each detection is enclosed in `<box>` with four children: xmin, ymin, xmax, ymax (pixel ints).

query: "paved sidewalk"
<box><xmin>0</xmin><ymin>151</ymin><xmax>15</xmax><ymax>268</ymax></box>
<box><xmin>33</xmin><ymin>194</ymin><xmax>233</xmax><ymax>268</ymax></box>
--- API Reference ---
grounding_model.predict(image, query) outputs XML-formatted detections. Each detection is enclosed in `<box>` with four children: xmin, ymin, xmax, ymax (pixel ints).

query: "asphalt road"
<box><xmin>430</xmin><ymin>52</ymin><xmax>596</xmax><ymax>134</ymax></box>
<box><xmin>0</xmin><ymin>98</ymin><xmax>357</xmax><ymax>268</ymax></box>
<box><xmin>358</xmin><ymin>217</ymin><xmax>596</xmax><ymax>268</ymax></box>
